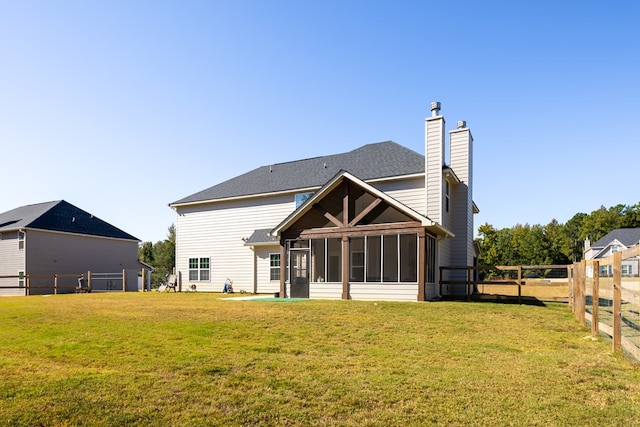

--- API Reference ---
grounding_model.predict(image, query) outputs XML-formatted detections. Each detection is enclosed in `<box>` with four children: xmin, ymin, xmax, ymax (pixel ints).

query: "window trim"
<box><xmin>269</xmin><ymin>253</ymin><xmax>280</xmax><ymax>281</ymax></box>
<box><xmin>188</xmin><ymin>257</ymin><xmax>210</xmax><ymax>282</ymax></box>
<box><xmin>444</xmin><ymin>179</ymin><xmax>450</xmax><ymax>213</ymax></box>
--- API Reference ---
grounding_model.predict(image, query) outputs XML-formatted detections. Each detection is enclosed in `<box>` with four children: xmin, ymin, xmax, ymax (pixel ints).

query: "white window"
<box><xmin>18</xmin><ymin>271</ymin><xmax>25</xmax><ymax>288</ymax></box>
<box><xmin>270</xmin><ymin>254</ymin><xmax>280</xmax><ymax>281</ymax></box>
<box><xmin>611</xmin><ymin>245</ymin><xmax>620</xmax><ymax>253</ymax></box>
<box><xmin>444</xmin><ymin>180</ymin><xmax>450</xmax><ymax>213</ymax></box>
<box><xmin>622</xmin><ymin>264</ymin><xmax>632</xmax><ymax>276</ymax></box>
<box><xmin>295</xmin><ymin>192</ymin><xmax>313</xmax><ymax>208</ymax></box>
<box><xmin>18</xmin><ymin>231</ymin><xmax>25</xmax><ymax>250</ymax></box>
<box><xmin>188</xmin><ymin>257</ymin><xmax>210</xmax><ymax>281</ymax></box>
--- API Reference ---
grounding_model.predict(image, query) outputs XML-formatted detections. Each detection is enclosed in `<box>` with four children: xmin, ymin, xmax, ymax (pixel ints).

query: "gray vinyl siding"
<box><xmin>175</xmin><ymin>194</ymin><xmax>295</xmax><ymax>293</ymax></box>
<box><xmin>24</xmin><ymin>230</ymin><xmax>140</xmax><ymax>294</ymax></box>
<box><xmin>0</xmin><ymin>231</ymin><xmax>25</xmax><ymax>294</ymax></box>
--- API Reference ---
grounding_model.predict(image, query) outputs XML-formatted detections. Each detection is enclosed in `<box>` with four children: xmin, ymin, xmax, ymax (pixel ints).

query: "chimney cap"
<box><xmin>457</xmin><ymin>120</ymin><xmax>467</xmax><ymax>129</ymax></box>
<box><xmin>430</xmin><ymin>101</ymin><xmax>441</xmax><ymax>116</ymax></box>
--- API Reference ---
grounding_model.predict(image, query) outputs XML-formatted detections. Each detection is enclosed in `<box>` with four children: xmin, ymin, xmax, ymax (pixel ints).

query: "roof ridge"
<box><xmin>266</xmin><ymin>141</ymin><xmax>399</xmax><ymax>167</ymax></box>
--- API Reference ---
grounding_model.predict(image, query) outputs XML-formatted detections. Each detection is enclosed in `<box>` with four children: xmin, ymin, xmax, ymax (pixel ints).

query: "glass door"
<box><xmin>290</xmin><ymin>249</ymin><xmax>310</xmax><ymax>298</ymax></box>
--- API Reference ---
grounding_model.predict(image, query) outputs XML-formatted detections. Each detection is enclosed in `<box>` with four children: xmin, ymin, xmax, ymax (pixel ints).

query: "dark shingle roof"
<box><xmin>592</xmin><ymin>228</ymin><xmax>640</xmax><ymax>248</ymax></box>
<box><xmin>171</xmin><ymin>141</ymin><xmax>424</xmax><ymax>205</ymax></box>
<box><xmin>0</xmin><ymin>200</ymin><xmax>138</xmax><ymax>241</ymax></box>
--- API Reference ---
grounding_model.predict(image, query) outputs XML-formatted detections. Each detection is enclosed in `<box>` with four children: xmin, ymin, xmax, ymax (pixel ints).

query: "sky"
<box><xmin>1</xmin><ymin>1</ymin><xmax>638</xmax><ymax>243</ymax></box>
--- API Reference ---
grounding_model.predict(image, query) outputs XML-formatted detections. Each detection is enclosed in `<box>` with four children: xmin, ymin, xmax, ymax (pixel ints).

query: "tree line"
<box><xmin>477</xmin><ymin>202</ymin><xmax>640</xmax><ymax>267</ymax></box>
<box><xmin>138</xmin><ymin>225</ymin><xmax>176</xmax><ymax>286</ymax></box>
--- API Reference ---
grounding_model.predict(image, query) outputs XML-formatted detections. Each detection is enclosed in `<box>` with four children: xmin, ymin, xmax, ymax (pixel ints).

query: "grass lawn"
<box><xmin>1</xmin><ymin>293</ymin><xmax>639</xmax><ymax>426</ymax></box>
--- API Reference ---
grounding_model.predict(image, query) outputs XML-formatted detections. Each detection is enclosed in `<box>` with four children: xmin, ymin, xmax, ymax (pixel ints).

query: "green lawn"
<box><xmin>1</xmin><ymin>293</ymin><xmax>639</xmax><ymax>426</ymax></box>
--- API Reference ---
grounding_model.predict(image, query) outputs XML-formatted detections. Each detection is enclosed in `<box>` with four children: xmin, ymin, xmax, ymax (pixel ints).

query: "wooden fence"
<box><xmin>568</xmin><ymin>246</ymin><xmax>640</xmax><ymax>362</ymax></box>
<box><xmin>441</xmin><ymin>260</ymin><xmax>640</xmax><ymax>362</ymax></box>
<box><xmin>0</xmin><ymin>270</ymin><xmax>128</xmax><ymax>295</ymax></box>
<box><xmin>439</xmin><ymin>264</ymin><xmax>570</xmax><ymax>303</ymax></box>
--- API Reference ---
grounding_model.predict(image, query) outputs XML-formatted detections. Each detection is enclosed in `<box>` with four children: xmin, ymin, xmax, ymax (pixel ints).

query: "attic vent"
<box><xmin>323</xmin><ymin>163</ymin><xmax>327</xmax><ymax>169</ymax></box>
<box><xmin>72</xmin><ymin>217</ymin><xmax>76</xmax><ymax>223</ymax></box>
<box><xmin>269</xmin><ymin>166</ymin><xmax>273</xmax><ymax>173</ymax></box>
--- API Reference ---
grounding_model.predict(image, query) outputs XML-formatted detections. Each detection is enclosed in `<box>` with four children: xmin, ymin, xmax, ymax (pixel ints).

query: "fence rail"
<box><xmin>0</xmin><ymin>270</ymin><xmax>128</xmax><ymax>295</ymax></box>
<box><xmin>440</xmin><ymin>264</ymin><xmax>569</xmax><ymax>303</ymax></box>
<box><xmin>568</xmin><ymin>246</ymin><xmax>640</xmax><ymax>362</ymax></box>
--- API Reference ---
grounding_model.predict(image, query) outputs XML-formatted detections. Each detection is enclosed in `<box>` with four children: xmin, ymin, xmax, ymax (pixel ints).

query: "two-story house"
<box><xmin>170</xmin><ymin>102</ymin><xmax>478</xmax><ymax>301</ymax></box>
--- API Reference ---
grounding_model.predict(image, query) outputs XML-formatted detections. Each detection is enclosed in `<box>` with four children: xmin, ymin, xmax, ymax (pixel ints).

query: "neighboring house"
<box><xmin>584</xmin><ymin>228</ymin><xmax>640</xmax><ymax>277</ymax></box>
<box><xmin>0</xmin><ymin>200</ymin><xmax>141</xmax><ymax>295</ymax></box>
<box><xmin>170</xmin><ymin>102</ymin><xmax>478</xmax><ymax>301</ymax></box>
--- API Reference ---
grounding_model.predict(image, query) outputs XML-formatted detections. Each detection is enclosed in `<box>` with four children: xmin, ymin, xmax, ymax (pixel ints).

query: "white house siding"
<box><xmin>425</xmin><ymin>115</ymin><xmax>444</xmax><ymax>224</ymax></box>
<box><xmin>175</xmin><ymin>194</ymin><xmax>295</xmax><ymax>293</ymax></box>
<box><xmin>441</xmin><ymin>177</ymin><xmax>454</xmax><ymax>232</ymax></box>
<box><xmin>349</xmin><ymin>283</ymin><xmax>419</xmax><ymax>302</ymax></box>
<box><xmin>0</xmin><ymin>231</ymin><xmax>25</xmax><ymax>295</ymax></box>
<box><xmin>309</xmin><ymin>282</ymin><xmax>342</xmax><ymax>299</ymax></box>
<box><xmin>449</xmin><ymin>127</ymin><xmax>474</xmax><ymax>269</ymax></box>
<box><xmin>253</xmin><ymin>245</ymin><xmax>281</xmax><ymax>294</ymax></box>
<box><xmin>24</xmin><ymin>230</ymin><xmax>139</xmax><ymax>294</ymax></box>
<box><xmin>372</xmin><ymin>176</ymin><xmax>426</xmax><ymax>216</ymax></box>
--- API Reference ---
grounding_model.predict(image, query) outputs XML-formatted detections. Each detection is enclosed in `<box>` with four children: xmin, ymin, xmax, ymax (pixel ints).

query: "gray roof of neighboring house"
<box><xmin>592</xmin><ymin>228</ymin><xmax>640</xmax><ymax>248</ymax></box>
<box><xmin>171</xmin><ymin>141</ymin><xmax>425</xmax><ymax>205</ymax></box>
<box><xmin>0</xmin><ymin>200</ymin><xmax>139</xmax><ymax>241</ymax></box>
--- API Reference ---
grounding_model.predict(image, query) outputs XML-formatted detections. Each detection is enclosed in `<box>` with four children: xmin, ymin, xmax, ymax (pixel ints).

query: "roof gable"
<box><xmin>0</xmin><ymin>200</ymin><xmax>138</xmax><ymax>241</ymax></box>
<box><xmin>592</xmin><ymin>228</ymin><xmax>640</xmax><ymax>248</ymax></box>
<box><xmin>171</xmin><ymin>141</ymin><xmax>424</xmax><ymax>206</ymax></box>
<box><xmin>271</xmin><ymin>170</ymin><xmax>450</xmax><ymax>238</ymax></box>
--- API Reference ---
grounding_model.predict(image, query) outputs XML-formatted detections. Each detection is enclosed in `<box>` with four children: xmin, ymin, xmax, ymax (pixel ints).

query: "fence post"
<box><xmin>141</xmin><ymin>268</ymin><xmax>145</xmax><ymax>293</ymax></box>
<box><xmin>613</xmin><ymin>251</ymin><xmax>622</xmax><ymax>352</ymax></box>
<box><xmin>570</xmin><ymin>263</ymin><xmax>577</xmax><ymax>313</ymax></box>
<box><xmin>517</xmin><ymin>266</ymin><xmax>522</xmax><ymax>304</ymax></box>
<box><xmin>580</xmin><ymin>261</ymin><xmax>584</xmax><ymax>319</ymax></box>
<box><xmin>122</xmin><ymin>269</ymin><xmax>126</xmax><ymax>292</ymax></box>
<box><xmin>26</xmin><ymin>275</ymin><xmax>30</xmax><ymax>296</ymax></box>
<box><xmin>591</xmin><ymin>260</ymin><xmax>599</xmax><ymax>338</ymax></box>
<box><xmin>87</xmin><ymin>271</ymin><xmax>92</xmax><ymax>292</ymax></box>
<box><xmin>54</xmin><ymin>274</ymin><xmax>58</xmax><ymax>295</ymax></box>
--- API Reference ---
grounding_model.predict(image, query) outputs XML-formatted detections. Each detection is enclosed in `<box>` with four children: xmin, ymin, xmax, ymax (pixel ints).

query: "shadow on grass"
<box><xmin>439</xmin><ymin>294</ymin><xmax>549</xmax><ymax>306</ymax></box>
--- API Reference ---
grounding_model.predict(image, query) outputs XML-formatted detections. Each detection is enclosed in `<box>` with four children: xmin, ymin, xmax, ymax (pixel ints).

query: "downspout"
<box><xmin>252</xmin><ymin>247</ymin><xmax>258</xmax><ymax>294</ymax></box>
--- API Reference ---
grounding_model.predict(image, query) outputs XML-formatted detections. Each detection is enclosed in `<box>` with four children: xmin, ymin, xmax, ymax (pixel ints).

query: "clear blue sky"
<box><xmin>1</xmin><ymin>1</ymin><xmax>638</xmax><ymax>243</ymax></box>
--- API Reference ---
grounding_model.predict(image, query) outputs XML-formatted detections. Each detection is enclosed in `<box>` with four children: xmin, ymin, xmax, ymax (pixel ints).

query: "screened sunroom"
<box><xmin>272</xmin><ymin>171</ymin><xmax>445</xmax><ymax>301</ymax></box>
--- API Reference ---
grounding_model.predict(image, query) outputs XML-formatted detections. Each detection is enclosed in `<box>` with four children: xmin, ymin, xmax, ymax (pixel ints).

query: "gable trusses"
<box><xmin>271</xmin><ymin>170</ymin><xmax>452</xmax><ymax>239</ymax></box>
